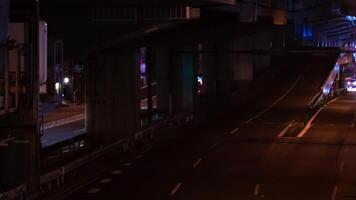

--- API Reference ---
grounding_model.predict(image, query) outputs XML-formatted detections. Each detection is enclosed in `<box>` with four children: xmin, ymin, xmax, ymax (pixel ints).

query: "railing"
<box><xmin>0</xmin><ymin>184</ymin><xmax>26</xmax><ymax>200</ymax></box>
<box><xmin>0</xmin><ymin>112</ymin><xmax>194</xmax><ymax>200</ymax></box>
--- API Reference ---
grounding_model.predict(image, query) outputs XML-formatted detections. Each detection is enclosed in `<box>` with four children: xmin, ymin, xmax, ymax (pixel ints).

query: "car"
<box><xmin>345</xmin><ymin>79</ymin><xmax>356</xmax><ymax>92</ymax></box>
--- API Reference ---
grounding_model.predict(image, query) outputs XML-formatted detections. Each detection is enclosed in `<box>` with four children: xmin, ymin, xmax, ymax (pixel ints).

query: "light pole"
<box><xmin>54</xmin><ymin>40</ymin><xmax>64</xmax><ymax>106</ymax></box>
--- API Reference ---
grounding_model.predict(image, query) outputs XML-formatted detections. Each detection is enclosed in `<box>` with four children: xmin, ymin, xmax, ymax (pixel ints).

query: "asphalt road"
<box><xmin>63</xmin><ymin>56</ymin><xmax>356</xmax><ymax>200</ymax></box>
<box><xmin>42</xmin><ymin>119</ymin><xmax>85</xmax><ymax>148</ymax></box>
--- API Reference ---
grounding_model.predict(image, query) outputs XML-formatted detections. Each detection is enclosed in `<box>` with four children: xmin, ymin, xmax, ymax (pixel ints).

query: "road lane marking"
<box><xmin>193</xmin><ymin>158</ymin><xmax>202</xmax><ymax>168</ymax></box>
<box><xmin>297</xmin><ymin>106</ymin><xmax>324</xmax><ymax>138</ymax></box>
<box><xmin>123</xmin><ymin>162</ymin><xmax>133</xmax><ymax>167</ymax></box>
<box><xmin>87</xmin><ymin>188</ymin><xmax>102</xmax><ymax>194</ymax></box>
<box><xmin>170</xmin><ymin>182</ymin><xmax>183</xmax><ymax>196</ymax></box>
<box><xmin>331</xmin><ymin>186</ymin><xmax>338</xmax><ymax>200</ymax></box>
<box><xmin>245</xmin><ymin>73</ymin><xmax>304</xmax><ymax>123</ymax></box>
<box><xmin>230</xmin><ymin>128</ymin><xmax>239</xmax><ymax>135</ymax></box>
<box><xmin>210</xmin><ymin>142</ymin><xmax>220</xmax><ymax>149</ymax></box>
<box><xmin>254</xmin><ymin>184</ymin><xmax>260</xmax><ymax>196</ymax></box>
<box><xmin>278</xmin><ymin>120</ymin><xmax>295</xmax><ymax>137</ymax></box>
<box><xmin>99</xmin><ymin>178</ymin><xmax>112</xmax><ymax>184</ymax></box>
<box><xmin>111</xmin><ymin>170</ymin><xmax>123</xmax><ymax>175</ymax></box>
<box><xmin>44</xmin><ymin>114</ymin><xmax>85</xmax><ymax>130</ymax></box>
<box><xmin>74</xmin><ymin>128</ymin><xmax>86</xmax><ymax>134</ymax></box>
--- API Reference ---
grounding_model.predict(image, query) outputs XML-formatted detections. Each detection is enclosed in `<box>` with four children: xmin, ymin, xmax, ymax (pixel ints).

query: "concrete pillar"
<box><xmin>231</xmin><ymin>37</ymin><xmax>254</xmax><ymax>84</ymax></box>
<box><xmin>86</xmin><ymin>49</ymin><xmax>139</xmax><ymax>144</ymax></box>
<box><xmin>216</xmin><ymin>42</ymin><xmax>233</xmax><ymax>96</ymax></box>
<box><xmin>201</xmin><ymin>43</ymin><xmax>216</xmax><ymax>95</ymax></box>
<box><xmin>171</xmin><ymin>46</ymin><xmax>196</xmax><ymax>114</ymax></box>
<box><xmin>152</xmin><ymin>46</ymin><xmax>170</xmax><ymax>116</ymax></box>
<box><xmin>254</xmin><ymin>32</ymin><xmax>272</xmax><ymax>73</ymax></box>
<box><xmin>181</xmin><ymin>52</ymin><xmax>194</xmax><ymax>112</ymax></box>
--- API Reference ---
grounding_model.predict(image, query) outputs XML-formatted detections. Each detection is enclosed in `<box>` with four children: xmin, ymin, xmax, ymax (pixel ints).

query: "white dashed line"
<box><xmin>230</xmin><ymin>128</ymin><xmax>239</xmax><ymax>135</ymax></box>
<box><xmin>297</xmin><ymin>106</ymin><xmax>324</xmax><ymax>138</ymax></box>
<box><xmin>193</xmin><ymin>158</ymin><xmax>203</xmax><ymax>168</ymax></box>
<box><xmin>254</xmin><ymin>184</ymin><xmax>260</xmax><ymax>196</ymax></box>
<box><xmin>331</xmin><ymin>186</ymin><xmax>338</xmax><ymax>200</ymax></box>
<box><xmin>170</xmin><ymin>182</ymin><xmax>183</xmax><ymax>196</ymax></box>
<box><xmin>74</xmin><ymin>128</ymin><xmax>86</xmax><ymax>134</ymax></box>
<box><xmin>123</xmin><ymin>162</ymin><xmax>133</xmax><ymax>167</ymax></box>
<box><xmin>99</xmin><ymin>178</ymin><xmax>112</xmax><ymax>184</ymax></box>
<box><xmin>111</xmin><ymin>170</ymin><xmax>123</xmax><ymax>175</ymax></box>
<box><xmin>278</xmin><ymin>120</ymin><xmax>295</xmax><ymax>137</ymax></box>
<box><xmin>87</xmin><ymin>188</ymin><xmax>102</xmax><ymax>194</ymax></box>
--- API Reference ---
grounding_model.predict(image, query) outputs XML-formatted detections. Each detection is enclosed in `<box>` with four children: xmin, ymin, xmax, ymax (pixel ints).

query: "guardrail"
<box><xmin>0</xmin><ymin>112</ymin><xmax>193</xmax><ymax>200</ymax></box>
<box><xmin>0</xmin><ymin>184</ymin><xmax>26</xmax><ymax>200</ymax></box>
<box><xmin>28</xmin><ymin>112</ymin><xmax>191</xmax><ymax>200</ymax></box>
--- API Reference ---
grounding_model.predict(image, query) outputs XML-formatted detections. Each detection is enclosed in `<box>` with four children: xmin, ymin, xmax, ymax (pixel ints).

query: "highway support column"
<box><xmin>152</xmin><ymin>45</ymin><xmax>171</xmax><ymax>117</ymax></box>
<box><xmin>86</xmin><ymin>49</ymin><xmax>140</xmax><ymax>144</ymax></box>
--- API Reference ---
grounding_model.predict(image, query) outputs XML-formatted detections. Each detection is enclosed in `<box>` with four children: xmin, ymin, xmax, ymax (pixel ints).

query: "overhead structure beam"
<box><xmin>327</xmin><ymin>31</ymin><xmax>352</xmax><ymax>38</ymax></box>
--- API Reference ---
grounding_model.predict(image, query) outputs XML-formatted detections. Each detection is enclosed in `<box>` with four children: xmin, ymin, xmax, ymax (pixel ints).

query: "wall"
<box><xmin>86</xmin><ymin>49</ymin><xmax>139</xmax><ymax>144</ymax></box>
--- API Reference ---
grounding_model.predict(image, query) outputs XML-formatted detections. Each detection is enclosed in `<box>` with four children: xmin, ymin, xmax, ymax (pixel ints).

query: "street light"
<box><xmin>63</xmin><ymin>77</ymin><xmax>70</xmax><ymax>84</ymax></box>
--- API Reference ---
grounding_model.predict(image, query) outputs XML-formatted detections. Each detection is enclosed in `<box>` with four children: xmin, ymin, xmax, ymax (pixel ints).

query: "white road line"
<box><xmin>230</xmin><ymin>128</ymin><xmax>239</xmax><ymax>135</ymax></box>
<box><xmin>245</xmin><ymin>73</ymin><xmax>304</xmax><ymax>123</ymax></box>
<box><xmin>253</xmin><ymin>184</ymin><xmax>260</xmax><ymax>196</ymax></box>
<box><xmin>331</xmin><ymin>186</ymin><xmax>338</xmax><ymax>200</ymax></box>
<box><xmin>123</xmin><ymin>162</ymin><xmax>133</xmax><ymax>167</ymax></box>
<box><xmin>44</xmin><ymin>114</ymin><xmax>84</xmax><ymax>130</ymax></box>
<box><xmin>74</xmin><ymin>128</ymin><xmax>86</xmax><ymax>134</ymax></box>
<box><xmin>99</xmin><ymin>178</ymin><xmax>112</xmax><ymax>184</ymax></box>
<box><xmin>111</xmin><ymin>170</ymin><xmax>123</xmax><ymax>175</ymax></box>
<box><xmin>170</xmin><ymin>182</ymin><xmax>183</xmax><ymax>196</ymax></box>
<box><xmin>278</xmin><ymin>120</ymin><xmax>295</xmax><ymax>137</ymax></box>
<box><xmin>297</xmin><ymin>106</ymin><xmax>324</xmax><ymax>138</ymax></box>
<box><xmin>193</xmin><ymin>158</ymin><xmax>203</xmax><ymax>168</ymax></box>
<box><xmin>87</xmin><ymin>188</ymin><xmax>102</xmax><ymax>194</ymax></box>
<box><xmin>327</xmin><ymin>97</ymin><xmax>339</xmax><ymax>105</ymax></box>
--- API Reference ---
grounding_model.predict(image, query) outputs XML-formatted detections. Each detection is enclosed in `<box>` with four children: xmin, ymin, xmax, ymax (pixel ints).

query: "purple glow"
<box><xmin>140</xmin><ymin>63</ymin><xmax>146</xmax><ymax>74</ymax></box>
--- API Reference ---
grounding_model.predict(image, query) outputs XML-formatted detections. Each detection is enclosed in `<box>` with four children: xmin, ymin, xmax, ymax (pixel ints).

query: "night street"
<box><xmin>3</xmin><ymin>0</ymin><xmax>356</xmax><ymax>199</ymax></box>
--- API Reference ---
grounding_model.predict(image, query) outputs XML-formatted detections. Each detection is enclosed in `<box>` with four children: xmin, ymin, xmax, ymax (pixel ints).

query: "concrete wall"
<box><xmin>86</xmin><ymin>49</ymin><xmax>139</xmax><ymax>144</ymax></box>
<box><xmin>153</xmin><ymin>46</ymin><xmax>171</xmax><ymax>115</ymax></box>
<box><xmin>0</xmin><ymin>0</ymin><xmax>9</xmax><ymax>79</ymax></box>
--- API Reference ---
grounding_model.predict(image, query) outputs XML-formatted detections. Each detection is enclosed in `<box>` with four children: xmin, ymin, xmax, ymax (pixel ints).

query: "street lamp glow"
<box><xmin>55</xmin><ymin>82</ymin><xmax>60</xmax><ymax>94</ymax></box>
<box><xmin>63</xmin><ymin>77</ymin><xmax>70</xmax><ymax>84</ymax></box>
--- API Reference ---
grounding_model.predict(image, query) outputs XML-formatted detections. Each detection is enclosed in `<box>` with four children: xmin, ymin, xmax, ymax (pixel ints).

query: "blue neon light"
<box><xmin>346</xmin><ymin>16</ymin><xmax>356</xmax><ymax>21</ymax></box>
<box><xmin>303</xmin><ymin>24</ymin><xmax>313</xmax><ymax>39</ymax></box>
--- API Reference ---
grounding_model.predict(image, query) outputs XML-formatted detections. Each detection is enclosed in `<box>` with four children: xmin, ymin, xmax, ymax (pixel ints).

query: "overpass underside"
<box><xmin>2</xmin><ymin>0</ymin><xmax>356</xmax><ymax>198</ymax></box>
